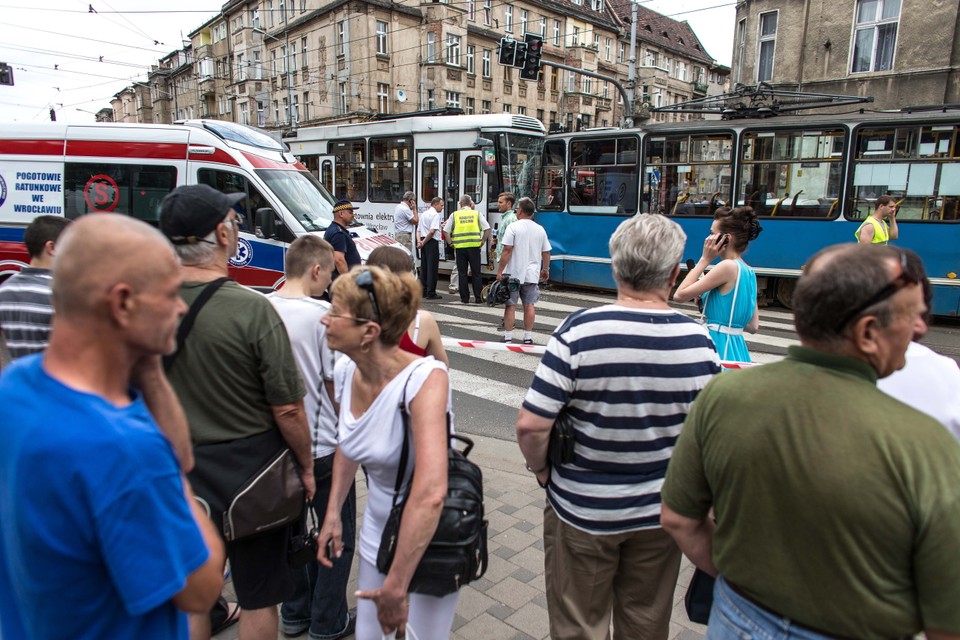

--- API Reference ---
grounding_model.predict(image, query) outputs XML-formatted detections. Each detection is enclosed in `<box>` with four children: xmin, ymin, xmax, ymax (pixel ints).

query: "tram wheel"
<box><xmin>775</xmin><ymin>278</ymin><xmax>796</xmax><ymax>309</ymax></box>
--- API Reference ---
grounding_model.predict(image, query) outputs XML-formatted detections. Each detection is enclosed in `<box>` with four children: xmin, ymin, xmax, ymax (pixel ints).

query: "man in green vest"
<box><xmin>443</xmin><ymin>194</ymin><xmax>490</xmax><ymax>304</ymax></box>
<box><xmin>856</xmin><ymin>195</ymin><xmax>899</xmax><ymax>245</ymax></box>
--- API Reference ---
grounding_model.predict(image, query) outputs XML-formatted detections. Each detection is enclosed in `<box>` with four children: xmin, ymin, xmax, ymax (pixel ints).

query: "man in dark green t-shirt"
<box><xmin>160</xmin><ymin>184</ymin><xmax>314</xmax><ymax>640</ymax></box>
<box><xmin>661</xmin><ymin>244</ymin><xmax>960</xmax><ymax>639</ymax></box>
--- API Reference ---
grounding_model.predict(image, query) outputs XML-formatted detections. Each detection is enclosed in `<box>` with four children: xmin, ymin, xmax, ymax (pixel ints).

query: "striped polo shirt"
<box><xmin>522</xmin><ymin>305</ymin><xmax>720</xmax><ymax>534</ymax></box>
<box><xmin>0</xmin><ymin>268</ymin><xmax>55</xmax><ymax>360</ymax></box>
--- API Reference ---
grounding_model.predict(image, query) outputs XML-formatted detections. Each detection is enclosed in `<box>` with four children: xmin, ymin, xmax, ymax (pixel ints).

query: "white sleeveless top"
<box><xmin>333</xmin><ymin>356</ymin><xmax>452</xmax><ymax>564</ymax></box>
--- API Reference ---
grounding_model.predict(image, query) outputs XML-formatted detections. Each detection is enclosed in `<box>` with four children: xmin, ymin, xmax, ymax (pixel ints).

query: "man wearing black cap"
<box><xmin>324</xmin><ymin>199</ymin><xmax>361</xmax><ymax>281</ymax></box>
<box><xmin>159</xmin><ymin>184</ymin><xmax>314</xmax><ymax>640</ymax></box>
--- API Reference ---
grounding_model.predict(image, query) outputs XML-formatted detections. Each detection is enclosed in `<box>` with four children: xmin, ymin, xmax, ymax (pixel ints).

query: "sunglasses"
<box><xmin>835</xmin><ymin>250</ymin><xmax>919</xmax><ymax>332</ymax></box>
<box><xmin>354</xmin><ymin>270</ymin><xmax>381</xmax><ymax>324</ymax></box>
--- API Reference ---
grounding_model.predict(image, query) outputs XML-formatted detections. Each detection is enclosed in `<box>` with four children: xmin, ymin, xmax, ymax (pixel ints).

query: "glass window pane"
<box><xmin>881</xmin><ymin>0</ymin><xmax>900</xmax><ymax>20</ymax></box>
<box><xmin>875</xmin><ymin>23</ymin><xmax>897</xmax><ymax>71</ymax></box>
<box><xmin>420</xmin><ymin>157</ymin><xmax>439</xmax><ymax>202</ymax></box>
<box><xmin>857</xmin><ymin>0</ymin><xmax>878</xmax><ymax>23</ymax></box>
<box><xmin>758</xmin><ymin>40</ymin><xmax>775</xmax><ymax>81</ymax></box>
<box><xmin>760</xmin><ymin>12</ymin><xmax>777</xmax><ymax>36</ymax></box>
<box><xmin>852</xmin><ymin>28</ymin><xmax>874</xmax><ymax>72</ymax></box>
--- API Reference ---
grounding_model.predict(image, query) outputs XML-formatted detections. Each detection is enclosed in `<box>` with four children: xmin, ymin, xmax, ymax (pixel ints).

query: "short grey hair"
<box><xmin>402</xmin><ymin>191</ymin><xmax>416</xmax><ymax>202</ymax></box>
<box><xmin>173</xmin><ymin>229</ymin><xmax>217</xmax><ymax>266</ymax></box>
<box><xmin>609</xmin><ymin>214</ymin><xmax>686</xmax><ymax>292</ymax></box>
<box><xmin>459</xmin><ymin>194</ymin><xmax>474</xmax><ymax>208</ymax></box>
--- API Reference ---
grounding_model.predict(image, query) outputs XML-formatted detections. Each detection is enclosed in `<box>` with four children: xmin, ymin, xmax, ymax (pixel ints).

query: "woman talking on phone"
<box><xmin>673</xmin><ymin>206</ymin><xmax>762</xmax><ymax>363</ymax></box>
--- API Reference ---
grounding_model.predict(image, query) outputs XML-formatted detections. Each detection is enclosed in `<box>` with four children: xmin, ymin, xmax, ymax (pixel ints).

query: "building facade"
<box><xmin>732</xmin><ymin>0</ymin><xmax>960</xmax><ymax>109</ymax></box>
<box><xmin>108</xmin><ymin>0</ymin><xmax>728</xmax><ymax>130</ymax></box>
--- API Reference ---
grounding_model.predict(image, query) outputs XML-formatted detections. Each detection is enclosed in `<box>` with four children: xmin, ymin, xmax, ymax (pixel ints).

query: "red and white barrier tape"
<box><xmin>441</xmin><ymin>336</ymin><xmax>755</xmax><ymax>369</ymax></box>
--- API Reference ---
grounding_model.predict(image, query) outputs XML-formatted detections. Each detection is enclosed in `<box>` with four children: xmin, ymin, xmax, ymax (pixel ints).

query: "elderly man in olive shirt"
<box><xmin>661</xmin><ymin>244</ymin><xmax>960</xmax><ymax>640</ymax></box>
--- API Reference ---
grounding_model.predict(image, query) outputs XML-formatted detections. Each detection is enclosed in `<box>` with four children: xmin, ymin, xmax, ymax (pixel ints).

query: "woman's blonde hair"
<box><xmin>330</xmin><ymin>265</ymin><xmax>420</xmax><ymax>346</ymax></box>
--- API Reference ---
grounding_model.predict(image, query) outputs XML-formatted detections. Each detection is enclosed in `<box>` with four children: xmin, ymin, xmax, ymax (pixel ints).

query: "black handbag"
<box><xmin>548</xmin><ymin>410</ymin><xmax>576</xmax><ymax>466</ymax></box>
<box><xmin>376</xmin><ymin>367</ymin><xmax>488</xmax><ymax>597</ymax></box>
<box><xmin>188</xmin><ymin>428</ymin><xmax>305</xmax><ymax>542</ymax></box>
<box><xmin>684</xmin><ymin>568</ymin><xmax>716</xmax><ymax>624</ymax></box>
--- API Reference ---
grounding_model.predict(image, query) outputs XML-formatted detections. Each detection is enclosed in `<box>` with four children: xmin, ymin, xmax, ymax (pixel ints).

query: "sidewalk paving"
<box><xmin>214</xmin><ymin>434</ymin><xmax>707</xmax><ymax>639</ymax></box>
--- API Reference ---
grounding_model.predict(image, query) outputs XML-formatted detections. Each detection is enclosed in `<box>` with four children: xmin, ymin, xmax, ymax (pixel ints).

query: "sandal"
<box><xmin>210</xmin><ymin>597</ymin><xmax>241</xmax><ymax>635</ymax></box>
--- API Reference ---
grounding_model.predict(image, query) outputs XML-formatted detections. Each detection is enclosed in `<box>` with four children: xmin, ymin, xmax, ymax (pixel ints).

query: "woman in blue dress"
<box><xmin>673</xmin><ymin>206</ymin><xmax>762</xmax><ymax>362</ymax></box>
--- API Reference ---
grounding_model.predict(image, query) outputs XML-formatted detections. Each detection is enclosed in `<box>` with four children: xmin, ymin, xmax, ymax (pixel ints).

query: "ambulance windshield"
<box><xmin>257</xmin><ymin>169</ymin><xmax>335</xmax><ymax>232</ymax></box>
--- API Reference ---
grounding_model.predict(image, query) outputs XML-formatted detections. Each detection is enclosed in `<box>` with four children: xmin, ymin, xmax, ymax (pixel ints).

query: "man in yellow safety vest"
<box><xmin>856</xmin><ymin>195</ymin><xmax>899</xmax><ymax>245</ymax></box>
<box><xmin>443</xmin><ymin>194</ymin><xmax>490</xmax><ymax>304</ymax></box>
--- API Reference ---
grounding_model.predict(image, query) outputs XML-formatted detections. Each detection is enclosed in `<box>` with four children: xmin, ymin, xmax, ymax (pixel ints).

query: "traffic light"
<box><xmin>498</xmin><ymin>39</ymin><xmax>517</xmax><ymax>67</ymax></box>
<box><xmin>519</xmin><ymin>34</ymin><xmax>543</xmax><ymax>81</ymax></box>
<box><xmin>0</xmin><ymin>63</ymin><xmax>13</xmax><ymax>87</ymax></box>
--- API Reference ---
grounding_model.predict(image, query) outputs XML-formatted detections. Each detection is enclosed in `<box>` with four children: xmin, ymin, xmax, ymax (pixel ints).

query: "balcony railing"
<box><xmin>693</xmin><ymin>81</ymin><xmax>708</xmax><ymax>94</ymax></box>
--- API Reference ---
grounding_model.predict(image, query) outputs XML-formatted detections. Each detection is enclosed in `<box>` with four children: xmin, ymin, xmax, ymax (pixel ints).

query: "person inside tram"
<box><xmin>673</xmin><ymin>206</ymin><xmax>762</xmax><ymax>363</ymax></box>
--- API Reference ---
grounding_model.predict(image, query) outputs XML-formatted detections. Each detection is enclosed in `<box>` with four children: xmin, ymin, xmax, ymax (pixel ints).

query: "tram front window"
<box><xmin>495</xmin><ymin>133</ymin><xmax>543</xmax><ymax>203</ymax></box>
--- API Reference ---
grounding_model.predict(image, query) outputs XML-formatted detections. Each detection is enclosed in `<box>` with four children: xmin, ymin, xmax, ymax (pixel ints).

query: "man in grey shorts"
<box><xmin>496</xmin><ymin>197</ymin><xmax>551</xmax><ymax>344</ymax></box>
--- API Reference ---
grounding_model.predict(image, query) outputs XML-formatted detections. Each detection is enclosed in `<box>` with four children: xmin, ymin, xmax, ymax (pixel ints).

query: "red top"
<box><xmin>399</xmin><ymin>331</ymin><xmax>426</xmax><ymax>357</ymax></box>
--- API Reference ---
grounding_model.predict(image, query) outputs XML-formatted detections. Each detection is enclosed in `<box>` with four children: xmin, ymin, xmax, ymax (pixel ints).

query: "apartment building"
<box><xmin>732</xmin><ymin>0</ymin><xmax>960</xmax><ymax>110</ymax></box>
<box><xmin>112</xmin><ymin>0</ymin><xmax>729</xmax><ymax>130</ymax></box>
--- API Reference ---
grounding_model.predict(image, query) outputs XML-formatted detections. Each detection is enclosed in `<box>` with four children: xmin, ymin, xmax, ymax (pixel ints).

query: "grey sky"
<box><xmin>0</xmin><ymin>0</ymin><xmax>735</xmax><ymax>124</ymax></box>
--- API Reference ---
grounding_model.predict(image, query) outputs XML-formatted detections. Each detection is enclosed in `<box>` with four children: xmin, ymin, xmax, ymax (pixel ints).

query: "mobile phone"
<box><xmin>718</xmin><ymin>233</ymin><xmax>729</xmax><ymax>246</ymax></box>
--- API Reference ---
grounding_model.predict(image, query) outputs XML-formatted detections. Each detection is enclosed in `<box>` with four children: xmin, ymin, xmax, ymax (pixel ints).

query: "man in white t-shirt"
<box><xmin>268</xmin><ymin>235</ymin><xmax>357</xmax><ymax>640</ymax></box>
<box><xmin>393</xmin><ymin>191</ymin><xmax>418</xmax><ymax>252</ymax></box>
<box><xmin>417</xmin><ymin>197</ymin><xmax>444</xmax><ymax>300</ymax></box>
<box><xmin>879</xmin><ymin>341</ymin><xmax>960</xmax><ymax>440</ymax></box>
<box><xmin>497</xmin><ymin>196</ymin><xmax>551</xmax><ymax>344</ymax></box>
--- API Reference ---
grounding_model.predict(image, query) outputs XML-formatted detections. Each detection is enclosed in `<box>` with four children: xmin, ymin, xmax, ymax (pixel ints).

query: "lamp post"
<box><xmin>252</xmin><ymin>26</ymin><xmax>295</xmax><ymax>130</ymax></box>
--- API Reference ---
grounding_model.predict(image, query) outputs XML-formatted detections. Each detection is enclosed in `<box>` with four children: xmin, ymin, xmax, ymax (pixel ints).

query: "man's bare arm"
<box><xmin>134</xmin><ymin>355</ymin><xmax>194</xmax><ymax>471</ymax></box>
<box><xmin>273</xmin><ymin>400</ymin><xmax>316</xmax><ymax>501</ymax></box>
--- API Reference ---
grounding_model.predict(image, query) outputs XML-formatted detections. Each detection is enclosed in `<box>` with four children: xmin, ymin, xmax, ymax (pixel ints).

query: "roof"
<box><xmin>608</xmin><ymin>0</ymin><xmax>716</xmax><ymax>64</ymax></box>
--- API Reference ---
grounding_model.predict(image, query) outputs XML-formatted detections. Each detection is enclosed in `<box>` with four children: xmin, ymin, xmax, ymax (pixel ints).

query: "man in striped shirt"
<box><xmin>516</xmin><ymin>214</ymin><xmax>720</xmax><ymax>639</ymax></box>
<box><xmin>0</xmin><ymin>215</ymin><xmax>70</xmax><ymax>365</ymax></box>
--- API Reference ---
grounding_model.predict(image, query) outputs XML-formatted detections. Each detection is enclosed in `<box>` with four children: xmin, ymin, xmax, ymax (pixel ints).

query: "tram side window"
<box><xmin>64</xmin><ymin>163</ymin><xmax>177</xmax><ymax>223</ymax></box>
<box><xmin>738</xmin><ymin>129</ymin><xmax>844</xmax><ymax>218</ymax></box>
<box><xmin>420</xmin><ymin>157</ymin><xmax>439</xmax><ymax>203</ymax></box>
<box><xmin>369</xmin><ymin>136</ymin><xmax>413</xmax><ymax>202</ymax></box>
<box><xmin>331</xmin><ymin>139</ymin><xmax>366</xmax><ymax>202</ymax></box>
<box><xmin>537</xmin><ymin>139</ymin><xmax>566</xmax><ymax>211</ymax></box>
<box><xmin>320</xmin><ymin>160</ymin><xmax>334</xmax><ymax>193</ymax></box>
<box><xmin>568</xmin><ymin>136</ymin><xmax>639</xmax><ymax>214</ymax></box>
<box><xmin>464</xmin><ymin>156</ymin><xmax>483</xmax><ymax>206</ymax></box>
<box><xmin>644</xmin><ymin>134</ymin><xmax>732</xmax><ymax>216</ymax></box>
<box><xmin>849</xmin><ymin>124</ymin><xmax>960</xmax><ymax>222</ymax></box>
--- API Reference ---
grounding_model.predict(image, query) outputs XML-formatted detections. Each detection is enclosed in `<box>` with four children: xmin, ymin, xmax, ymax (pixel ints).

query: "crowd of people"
<box><xmin>2</xmin><ymin>188</ymin><xmax>960</xmax><ymax>640</ymax></box>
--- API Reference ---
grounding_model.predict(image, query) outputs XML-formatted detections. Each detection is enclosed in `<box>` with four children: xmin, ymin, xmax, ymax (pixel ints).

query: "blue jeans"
<box><xmin>281</xmin><ymin>453</ymin><xmax>357</xmax><ymax>640</ymax></box>
<box><xmin>707</xmin><ymin>576</ymin><xmax>835</xmax><ymax>640</ymax></box>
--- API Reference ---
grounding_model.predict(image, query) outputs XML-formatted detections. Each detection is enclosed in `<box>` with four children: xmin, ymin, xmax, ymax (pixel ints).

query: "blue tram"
<box><xmin>535</xmin><ymin>110</ymin><xmax>960</xmax><ymax>316</ymax></box>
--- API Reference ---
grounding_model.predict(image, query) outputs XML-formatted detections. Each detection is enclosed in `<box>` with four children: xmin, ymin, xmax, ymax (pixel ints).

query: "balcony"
<box><xmin>693</xmin><ymin>81</ymin><xmax>708</xmax><ymax>95</ymax></box>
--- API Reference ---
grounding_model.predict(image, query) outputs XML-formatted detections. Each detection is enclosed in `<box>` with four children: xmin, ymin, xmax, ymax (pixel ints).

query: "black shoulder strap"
<box><xmin>391</xmin><ymin>361</ymin><xmax>452</xmax><ymax>504</ymax></box>
<box><xmin>163</xmin><ymin>277</ymin><xmax>230</xmax><ymax>371</ymax></box>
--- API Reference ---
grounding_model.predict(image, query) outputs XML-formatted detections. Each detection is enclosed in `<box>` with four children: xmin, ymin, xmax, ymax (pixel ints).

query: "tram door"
<box><xmin>417</xmin><ymin>149</ymin><xmax>488</xmax><ymax>268</ymax></box>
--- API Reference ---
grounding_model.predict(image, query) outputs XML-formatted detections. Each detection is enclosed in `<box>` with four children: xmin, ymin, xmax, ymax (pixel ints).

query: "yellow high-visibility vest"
<box><xmin>855</xmin><ymin>216</ymin><xmax>890</xmax><ymax>244</ymax></box>
<box><xmin>449</xmin><ymin>209</ymin><xmax>483</xmax><ymax>249</ymax></box>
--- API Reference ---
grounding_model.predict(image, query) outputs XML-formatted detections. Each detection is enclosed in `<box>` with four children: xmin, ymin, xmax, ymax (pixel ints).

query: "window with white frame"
<box><xmin>504</xmin><ymin>103</ymin><xmax>511</xmax><ymax>113</ymax></box>
<box><xmin>466</xmin><ymin>45</ymin><xmax>475</xmax><ymax>74</ymax></box>
<box><xmin>604</xmin><ymin>37</ymin><xmax>611</xmax><ymax>61</ymax></box>
<box><xmin>520</xmin><ymin>10</ymin><xmax>528</xmax><ymax>36</ymax></box>
<box><xmin>481</xmin><ymin>100</ymin><xmax>491</xmax><ymax>114</ymax></box>
<box><xmin>757</xmin><ymin>11</ymin><xmax>777</xmax><ymax>82</ymax></box>
<box><xmin>251</xmin><ymin>8</ymin><xmax>260</xmax><ymax>29</ymax></box>
<box><xmin>377</xmin><ymin>83</ymin><xmax>389</xmax><ymax>114</ymax></box>
<box><xmin>278</xmin><ymin>0</ymin><xmax>285</xmax><ymax>22</ymax></box>
<box><xmin>253</xmin><ymin>49</ymin><xmax>262</xmax><ymax>80</ymax></box>
<box><xmin>302</xmin><ymin>92</ymin><xmax>309</xmax><ymax>120</ymax></box>
<box><xmin>483</xmin><ymin>0</ymin><xmax>491</xmax><ymax>26</ymax></box>
<box><xmin>446</xmin><ymin>91</ymin><xmax>461</xmax><ymax>108</ymax></box>
<box><xmin>301</xmin><ymin>37</ymin><xmax>308</xmax><ymax>67</ymax></box>
<box><xmin>267</xmin><ymin>1</ymin><xmax>274</xmax><ymax>27</ymax></box>
<box><xmin>282</xmin><ymin>97</ymin><xmax>289</xmax><ymax>122</ymax></box>
<box><xmin>540</xmin><ymin>17</ymin><xmax>547</xmax><ymax>38</ymax></box>
<box><xmin>677</xmin><ymin>61</ymin><xmax>686</xmax><ymax>81</ymax></box>
<box><xmin>482</xmin><ymin>49</ymin><xmax>491</xmax><ymax>77</ymax></box>
<box><xmin>735</xmin><ymin>18</ymin><xmax>746</xmax><ymax>84</ymax></box>
<box><xmin>446</xmin><ymin>34</ymin><xmax>461</xmax><ymax>65</ymax></box>
<box><xmin>241</xmin><ymin>101</ymin><xmax>250</xmax><ymax>125</ymax></box>
<box><xmin>505</xmin><ymin>6</ymin><xmax>513</xmax><ymax>32</ymax></box>
<box><xmin>593</xmin><ymin>34</ymin><xmax>600</xmax><ymax>51</ymax></box>
<box><xmin>338</xmin><ymin>82</ymin><xmax>347</xmax><ymax>114</ymax></box>
<box><xmin>618</xmin><ymin>42</ymin><xmax>626</xmax><ymax>63</ymax></box>
<box><xmin>291</xmin><ymin>95</ymin><xmax>298</xmax><ymax>123</ymax></box>
<box><xmin>273</xmin><ymin>100</ymin><xmax>279</xmax><ymax>123</ymax></box>
<box><xmin>337</xmin><ymin>21</ymin><xmax>346</xmax><ymax>56</ymax></box>
<box><xmin>466</xmin><ymin>97</ymin><xmax>475</xmax><ymax>114</ymax></box>
<box><xmin>583</xmin><ymin>75</ymin><xmax>592</xmax><ymax>94</ymax></box>
<box><xmin>568</xmin><ymin>72</ymin><xmax>576</xmax><ymax>92</ymax></box>
<box><xmin>851</xmin><ymin>0</ymin><xmax>899</xmax><ymax>73</ymax></box>
<box><xmin>663</xmin><ymin>57</ymin><xmax>671</xmax><ymax>73</ymax></box>
<box><xmin>518</xmin><ymin>106</ymin><xmax>526</xmax><ymax>115</ymax></box>
<box><xmin>572</xmin><ymin>26</ymin><xmax>580</xmax><ymax>46</ymax></box>
<box><xmin>376</xmin><ymin>21</ymin><xmax>388</xmax><ymax>55</ymax></box>
<box><xmin>290</xmin><ymin>42</ymin><xmax>297</xmax><ymax>69</ymax></box>
<box><xmin>553</xmin><ymin>20</ymin><xmax>561</xmax><ymax>46</ymax></box>
<box><xmin>467</xmin><ymin>0</ymin><xmax>475</xmax><ymax>21</ymax></box>
<box><xmin>271</xmin><ymin>50</ymin><xmax>278</xmax><ymax>76</ymax></box>
<box><xmin>427</xmin><ymin>89</ymin><xmax>435</xmax><ymax>109</ymax></box>
<box><xmin>592</xmin><ymin>0</ymin><xmax>603</xmax><ymax>10</ymax></box>
<box><xmin>281</xmin><ymin>45</ymin><xmax>288</xmax><ymax>73</ymax></box>
<box><xmin>237</xmin><ymin>54</ymin><xmax>245</xmax><ymax>81</ymax></box>
<box><xmin>427</xmin><ymin>33</ymin><xmax>436</xmax><ymax>63</ymax></box>
<box><xmin>257</xmin><ymin>101</ymin><xmax>265</xmax><ymax>126</ymax></box>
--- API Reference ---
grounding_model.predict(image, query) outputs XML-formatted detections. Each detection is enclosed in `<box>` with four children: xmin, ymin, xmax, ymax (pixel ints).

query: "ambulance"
<box><xmin>0</xmin><ymin>119</ymin><xmax>398</xmax><ymax>288</ymax></box>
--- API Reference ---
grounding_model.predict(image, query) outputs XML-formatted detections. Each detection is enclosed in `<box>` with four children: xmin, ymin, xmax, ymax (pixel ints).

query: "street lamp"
<box><xmin>251</xmin><ymin>26</ymin><xmax>295</xmax><ymax>130</ymax></box>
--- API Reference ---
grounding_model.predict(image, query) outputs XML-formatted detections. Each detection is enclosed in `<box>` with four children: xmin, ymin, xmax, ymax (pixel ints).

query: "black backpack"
<box><xmin>376</xmin><ymin>368</ymin><xmax>488</xmax><ymax>597</ymax></box>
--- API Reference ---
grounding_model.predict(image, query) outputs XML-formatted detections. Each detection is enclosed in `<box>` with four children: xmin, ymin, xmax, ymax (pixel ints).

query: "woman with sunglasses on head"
<box><xmin>316</xmin><ymin>266</ymin><xmax>456</xmax><ymax>640</ymax></box>
<box><xmin>674</xmin><ymin>206</ymin><xmax>762</xmax><ymax>363</ymax></box>
<box><xmin>365</xmin><ymin>246</ymin><xmax>449</xmax><ymax>366</ymax></box>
